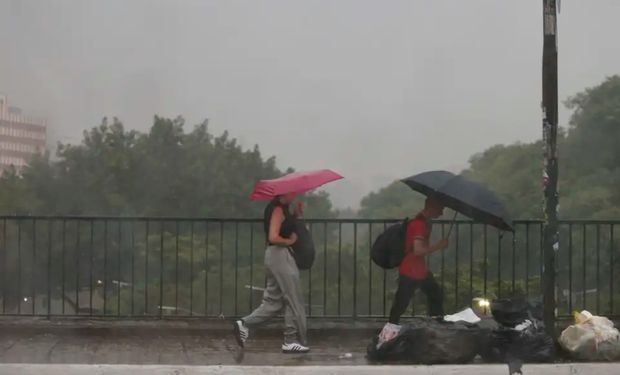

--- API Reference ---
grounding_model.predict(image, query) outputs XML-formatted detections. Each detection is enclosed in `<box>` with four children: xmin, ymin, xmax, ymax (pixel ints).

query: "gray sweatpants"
<box><xmin>241</xmin><ymin>245</ymin><xmax>307</xmax><ymax>345</ymax></box>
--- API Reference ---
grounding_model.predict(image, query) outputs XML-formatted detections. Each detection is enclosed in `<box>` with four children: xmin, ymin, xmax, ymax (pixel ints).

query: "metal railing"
<box><xmin>0</xmin><ymin>216</ymin><xmax>617</xmax><ymax>320</ymax></box>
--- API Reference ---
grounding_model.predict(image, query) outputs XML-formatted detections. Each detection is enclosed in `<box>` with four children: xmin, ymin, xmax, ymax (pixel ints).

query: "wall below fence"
<box><xmin>0</xmin><ymin>217</ymin><xmax>618</xmax><ymax>320</ymax></box>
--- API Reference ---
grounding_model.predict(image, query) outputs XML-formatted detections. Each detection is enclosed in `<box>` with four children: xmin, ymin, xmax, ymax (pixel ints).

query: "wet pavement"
<box><xmin>1</xmin><ymin>319</ymin><xmax>619</xmax><ymax>374</ymax></box>
<box><xmin>0</xmin><ymin>318</ymin><xmax>375</xmax><ymax>366</ymax></box>
<box><xmin>3</xmin><ymin>363</ymin><xmax>620</xmax><ymax>375</ymax></box>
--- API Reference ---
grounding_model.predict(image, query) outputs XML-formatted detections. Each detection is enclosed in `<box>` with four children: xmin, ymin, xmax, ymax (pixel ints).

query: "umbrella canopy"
<box><xmin>401</xmin><ymin>171</ymin><xmax>513</xmax><ymax>231</ymax></box>
<box><xmin>250</xmin><ymin>169</ymin><xmax>343</xmax><ymax>201</ymax></box>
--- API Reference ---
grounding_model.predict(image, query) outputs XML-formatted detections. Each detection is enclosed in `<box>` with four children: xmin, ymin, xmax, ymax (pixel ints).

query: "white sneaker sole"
<box><xmin>282</xmin><ymin>345</ymin><xmax>310</xmax><ymax>354</ymax></box>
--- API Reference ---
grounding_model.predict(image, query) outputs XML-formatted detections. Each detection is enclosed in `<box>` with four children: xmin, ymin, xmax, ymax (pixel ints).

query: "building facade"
<box><xmin>0</xmin><ymin>95</ymin><xmax>47</xmax><ymax>174</ymax></box>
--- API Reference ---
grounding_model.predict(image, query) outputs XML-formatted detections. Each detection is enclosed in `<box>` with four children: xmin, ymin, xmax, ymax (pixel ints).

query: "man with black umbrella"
<box><xmin>388</xmin><ymin>196</ymin><xmax>449</xmax><ymax>325</ymax></box>
<box><xmin>378</xmin><ymin>171</ymin><xmax>512</xmax><ymax>344</ymax></box>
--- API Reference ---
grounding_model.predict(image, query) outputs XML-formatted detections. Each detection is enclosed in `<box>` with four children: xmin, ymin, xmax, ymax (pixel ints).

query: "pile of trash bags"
<box><xmin>481</xmin><ymin>299</ymin><xmax>555</xmax><ymax>364</ymax></box>
<box><xmin>367</xmin><ymin>298</ymin><xmax>555</xmax><ymax>367</ymax></box>
<box><xmin>559</xmin><ymin>310</ymin><xmax>620</xmax><ymax>361</ymax></box>
<box><xmin>367</xmin><ymin>316</ymin><xmax>493</xmax><ymax>364</ymax></box>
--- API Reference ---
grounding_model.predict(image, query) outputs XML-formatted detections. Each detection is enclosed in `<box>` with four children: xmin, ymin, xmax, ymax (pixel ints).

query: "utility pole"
<box><xmin>542</xmin><ymin>0</ymin><xmax>559</xmax><ymax>336</ymax></box>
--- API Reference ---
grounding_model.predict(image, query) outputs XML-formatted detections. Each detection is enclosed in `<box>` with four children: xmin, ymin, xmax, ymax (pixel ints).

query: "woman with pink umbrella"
<box><xmin>233</xmin><ymin>169</ymin><xmax>343</xmax><ymax>354</ymax></box>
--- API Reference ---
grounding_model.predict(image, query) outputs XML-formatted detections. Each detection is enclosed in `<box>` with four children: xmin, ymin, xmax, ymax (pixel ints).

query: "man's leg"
<box><xmin>420</xmin><ymin>272</ymin><xmax>444</xmax><ymax>317</ymax></box>
<box><xmin>388</xmin><ymin>275</ymin><xmax>418</xmax><ymax>324</ymax></box>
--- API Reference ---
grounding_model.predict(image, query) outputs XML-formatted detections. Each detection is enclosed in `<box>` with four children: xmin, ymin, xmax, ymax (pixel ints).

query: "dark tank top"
<box><xmin>264</xmin><ymin>199</ymin><xmax>296</xmax><ymax>245</ymax></box>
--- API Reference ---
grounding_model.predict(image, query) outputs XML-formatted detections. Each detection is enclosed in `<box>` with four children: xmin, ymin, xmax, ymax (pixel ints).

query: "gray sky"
<box><xmin>1</xmin><ymin>0</ymin><xmax>619</xmax><ymax>208</ymax></box>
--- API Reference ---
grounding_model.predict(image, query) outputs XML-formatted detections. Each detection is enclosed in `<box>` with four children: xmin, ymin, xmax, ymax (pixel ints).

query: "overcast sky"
<box><xmin>1</xmin><ymin>0</ymin><xmax>619</xmax><ymax>208</ymax></box>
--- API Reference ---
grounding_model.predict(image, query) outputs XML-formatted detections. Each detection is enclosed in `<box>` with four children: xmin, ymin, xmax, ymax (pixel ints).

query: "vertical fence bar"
<box><xmin>61</xmin><ymin>220</ymin><xmax>66</xmax><ymax>315</ymax></box>
<box><xmin>190</xmin><ymin>221</ymin><xmax>194</xmax><ymax>316</ymax></box>
<box><xmin>204</xmin><ymin>221</ymin><xmax>209</xmax><ymax>316</ymax></box>
<box><xmin>511</xmin><ymin>230</ymin><xmax>516</xmax><ymax>294</ymax></box>
<box><xmin>610</xmin><ymin>224</ymin><xmax>614</xmax><ymax>315</ymax></box>
<box><xmin>131</xmin><ymin>221</ymin><xmax>135</xmax><ymax>316</ymax></box>
<box><xmin>483</xmin><ymin>225</ymin><xmax>488</xmax><ymax>298</ymax></box>
<box><xmin>308</xmin><ymin>223</ymin><xmax>313</xmax><ymax>317</ymax></box>
<box><xmin>441</xmin><ymin>224</ymin><xmax>445</xmax><ymax>295</ymax></box>
<box><xmin>145</xmin><ymin>220</ymin><xmax>150</xmax><ymax>315</ymax></box>
<box><xmin>540</xmin><ymin>222</ymin><xmax>544</xmax><ymax>288</ymax></box>
<box><xmin>1</xmin><ymin>219</ymin><xmax>6</xmax><ymax>314</ymax></box>
<box><xmin>455</xmin><ymin>223</ymin><xmax>459</xmax><ymax>309</ymax></box>
<box><xmin>219</xmin><ymin>221</ymin><xmax>224</xmax><ymax>315</ymax></box>
<box><xmin>103</xmin><ymin>220</ymin><xmax>108</xmax><ymax>316</ymax></box>
<box><xmin>31</xmin><ymin>219</ymin><xmax>36</xmax><ymax>315</ymax></box>
<box><xmin>469</xmin><ymin>223</ymin><xmax>474</xmax><ymax>306</ymax></box>
<box><xmin>17</xmin><ymin>219</ymin><xmax>21</xmax><ymax>315</ymax></box>
<box><xmin>596</xmin><ymin>224</ymin><xmax>601</xmax><ymax>314</ymax></box>
<box><xmin>526</xmin><ymin>224</ymin><xmax>530</xmax><ymax>298</ymax></box>
<box><xmin>249</xmin><ymin>222</ymin><xmax>254</xmax><ymax>312</ymax></box>
<box><xmin>76</xmin><ymin>220</ymin><xmax>81</xmax><ymax>315</ymax></box>
<box><xmin>89</xmin><ymin>220</ymin><xmax>93</xmax><ymax>316</ymax></box>
<box><xmin>159</xmin><ymin>221</ymin><xmax>164</xmax><ymax>318</ymax></box>
<box><xmin>582</xmin><ymin>224</ymin><xmax>587</xmax><ymax>310</ymax></box>
<box><xmin>323</xmin><ymin>221</ymin><xmax>327</xmax><ymax>317</ymax></box>
<box><xmin>353</xmin><ymin>222</ymin><xmax>358</xmax><ymax>319</ymax></box>
<box><xmin>497</xmin><ymin>231</ymin><xmax>502</xmax><ymax>298</ymax></box>
<box><xmin>568</xmin><ymin>223</ymin><xmax>573</xmax><ymax>313</ymax></box>
<box><xmin>118</xmin><ymin>221</ymin><xmax>122</xmax><ymax>316</ymax></box>
<box><xmin>175</xmin><ymin>221</ymin><xmax>180</xmax><ymax>315</ymax></box>
<box><xmin>368</xmin><ymin>223</ymin><xmax>373</xmax><ymax>316</ymax></box>
<box><xmin>383</xmin><ymin>222</ymin><xmax>388</xmax><ymax>317</ymax></box>
<box><xmin>337</xmin><ymin>222</ymin><xmax>342</xmax><ymax>316</ymax></box>
<box><xmin>234</xmin><ymin>221</ymin><xmax>239</xmax><ymax>317</ymax></box>
<box><xmin>47</xmin><ymin>220</ymin><xmax>52</xmax><ymax>317</ymax></box>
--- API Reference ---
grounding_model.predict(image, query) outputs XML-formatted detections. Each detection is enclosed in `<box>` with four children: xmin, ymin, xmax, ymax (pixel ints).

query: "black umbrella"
<box><xmin>401</xmin><ymin>171</ymin><xmax>513</xmax><ymax>232</ymax></box>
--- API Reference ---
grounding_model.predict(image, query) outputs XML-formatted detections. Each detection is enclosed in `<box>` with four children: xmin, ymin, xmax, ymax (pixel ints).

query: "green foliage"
<box><xmin>0</xmin><ymin>116</ymin><xmax>334</xmax><ymax>218</ymax></box>
<box><xmin>0</xmin><ymin>115</ymin><xmax>336</xmax><ymax>314</ymax></box>
<box><xmin>360</xmin><ymin>75</ymin><xmax>620</xmax><ymax>221</ymax></box>
<box><xmin>358</xmin><ymin>181</ymin><xmax>425</xmax><ymax>219</ymax></box>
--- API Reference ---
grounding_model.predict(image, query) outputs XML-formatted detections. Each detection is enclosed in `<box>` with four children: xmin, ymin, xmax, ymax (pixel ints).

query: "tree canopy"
<box><xmin>360</xmin><ymin>76</ymin><xmax>620</xmax><ymax>220</ymax></box>
<box><xmin>0</xmin><ymin>116</ymin><xmax>335</xmax><ymax>218</ymax></box>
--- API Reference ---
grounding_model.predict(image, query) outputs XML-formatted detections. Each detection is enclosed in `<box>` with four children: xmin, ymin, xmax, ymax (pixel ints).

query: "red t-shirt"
<box><xmin>398</xmin><ymin>215</ymin><xmax>432</xmax><ymax>280</ymax></box>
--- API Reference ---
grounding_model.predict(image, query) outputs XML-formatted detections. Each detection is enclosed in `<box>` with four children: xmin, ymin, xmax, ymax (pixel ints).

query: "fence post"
<box><xmin>542</xmin><ymin>0</ymin><xmax>560</xmax><ymax>336</ymax></box>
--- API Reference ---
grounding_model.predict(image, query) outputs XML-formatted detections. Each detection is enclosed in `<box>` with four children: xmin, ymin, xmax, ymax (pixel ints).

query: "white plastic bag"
<box><xmin>559</xmin><ymin>310</ymin><xmax>620</xmax><ymax>361</ymax></box>
<box><xmin>444</xmin><ymin>308</ymin><xmax>481</xmax><ymax>324</ymax></box>
<box><xmin>377</xmin><ymin>323</ymin><xmax>401</xmax><ymax>349</ymax></box>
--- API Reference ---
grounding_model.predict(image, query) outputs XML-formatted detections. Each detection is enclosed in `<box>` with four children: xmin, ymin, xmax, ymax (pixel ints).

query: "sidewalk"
<box><xmin>0</xmin><ymin>318</ymin><xmax>373</xmax><ymax>366</ymax></box>
<box><xmin>1</xmin><ymin>364</ymin><xmax>619</xmax><ymax>375</ymax></box>
<box><xmin>1</xmin><ymin>318</ymin><xmax>618</xmax><ymax>373</ymax></box>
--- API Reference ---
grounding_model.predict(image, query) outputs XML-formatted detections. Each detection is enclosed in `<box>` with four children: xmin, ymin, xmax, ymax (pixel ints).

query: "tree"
<box><xmin>359</xmin><ymin>76</ymin><xmax>620</xmax><ymax>221</ymax></box>
<box><xmin>358</xmin><ymin>181</ymin><xmax>425</xmax><ymax>219</ymax></box>
<box><xmin>0</xmin><ymin>116</ymin><xmax>335</xmax><ymax>218</ymax></box>
<box><xmin>0</xmin><ymin>115</ymin><xmax>337</xmax><ymax>313</ymax></box>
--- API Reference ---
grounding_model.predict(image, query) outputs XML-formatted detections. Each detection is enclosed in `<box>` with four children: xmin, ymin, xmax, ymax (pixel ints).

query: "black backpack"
<box><xmin>371</xmin><ymin>218</ymin><xmax>409</xmax><ymax>269</ymax></box>
<box><xmin>290</xmin><ymin>221</ymin><xmax>315</xmax><ymax>270</ymax></box>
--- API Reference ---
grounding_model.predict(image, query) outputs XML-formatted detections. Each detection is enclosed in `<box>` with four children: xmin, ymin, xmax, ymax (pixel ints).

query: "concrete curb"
<box><xmin>0</xmin><ymin>364</ymin><xmax>619</xmax><ymax>375</ymax></box>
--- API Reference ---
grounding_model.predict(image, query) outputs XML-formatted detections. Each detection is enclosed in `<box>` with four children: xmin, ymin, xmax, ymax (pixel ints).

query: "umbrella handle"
<box><xmin>446</xmin><ymin>211</ymin><xmax>458</xmax><ymax>238</ymax></box>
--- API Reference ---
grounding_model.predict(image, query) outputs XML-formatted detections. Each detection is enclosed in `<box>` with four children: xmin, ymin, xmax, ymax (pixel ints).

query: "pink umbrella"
<box><xmin>250</xmin><ymin>169</ymin><xmax>344</xmax><ymax>201</ymax></box>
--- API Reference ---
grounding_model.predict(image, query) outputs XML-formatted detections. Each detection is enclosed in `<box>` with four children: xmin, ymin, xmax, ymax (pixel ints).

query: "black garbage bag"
<box><xmin>491</xmin><ymin>298</ymin><xmax>543</xmax><ymax>328</ymax></box>
<box><xmin>481</xmin><ymin>319</ymin><xmax>555</xmax><ymax>365</ymax></box>
<box><xmin>367</xmin><ymin>318</ymin><xmax>491</xmax><ymax>364</ymax></box>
